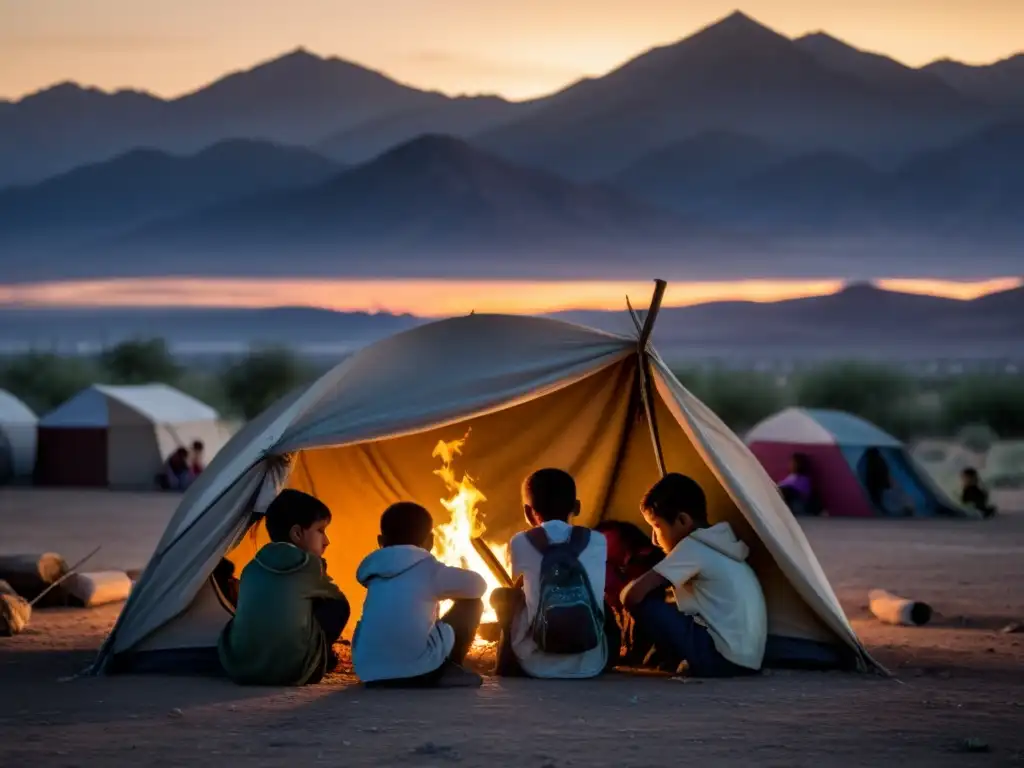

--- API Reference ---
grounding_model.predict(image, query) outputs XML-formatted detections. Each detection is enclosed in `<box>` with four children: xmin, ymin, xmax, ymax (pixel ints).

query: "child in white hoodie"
<box><xmin>352</xmin><ymin>502</ymin><xmax>486</xmax><ymax>688</ymax></box>
<box><xmin>621</xmin><ymin>473</ymin><xmax>767</xmax><ymax>677</ymax></box>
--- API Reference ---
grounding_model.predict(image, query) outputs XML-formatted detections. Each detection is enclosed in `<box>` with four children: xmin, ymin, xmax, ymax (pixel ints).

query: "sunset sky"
<box><xmin>2</xmin><ymin>0</ymin><xmax>1022</xmax><ymax>101</ymax></box>
<box><xmin>1</xmin><ymin>278</ymin><xmax>1019</xmax><ymax>316</ymax></box>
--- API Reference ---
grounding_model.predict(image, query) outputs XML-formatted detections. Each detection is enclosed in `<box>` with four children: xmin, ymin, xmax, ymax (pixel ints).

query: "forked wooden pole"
<box><xmin>628</xmin><ymin>279</ymin><xmax>668</xmax><ymax>477</ymax></box>
<box><xmin>638</xmin><ymin>279</ymin><xmax>667</xmax><ymax>349</ymax></box>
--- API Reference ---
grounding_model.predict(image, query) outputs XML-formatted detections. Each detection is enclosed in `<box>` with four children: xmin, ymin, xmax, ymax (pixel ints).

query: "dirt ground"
<box><xmin>1</xmin><ymin>488</ymin><xmax>1023</xmax><ymax>767</ymax></box>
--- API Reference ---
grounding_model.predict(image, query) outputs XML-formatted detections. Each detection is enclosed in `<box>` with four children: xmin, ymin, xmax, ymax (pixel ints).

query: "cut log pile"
<box><xmin>0</xmin><ymin>552</ymin><xmax>133</xmax><ymax>636</ymax></box>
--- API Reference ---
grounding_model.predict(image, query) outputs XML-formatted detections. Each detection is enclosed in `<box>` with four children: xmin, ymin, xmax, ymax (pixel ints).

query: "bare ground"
<box><xmin>1</xmin><ymin>488</ymin><xmax>1023</xmax><ymax>767</ymax></box>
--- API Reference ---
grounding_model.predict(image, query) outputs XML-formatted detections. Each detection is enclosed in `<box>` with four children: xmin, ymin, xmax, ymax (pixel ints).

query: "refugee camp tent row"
<box><xmin>35</xmin><ymin>384</ymin><xmax>230</xmax><ymax>488</ymax></box>
<box><xmin>0</xmin><ymin>389</ymin><xmax>37</xmax><ymax>484</ymax></box>
<box><xmin>94</xmin><ymin>303</ymin><xmax>877</xmax><ymax>676</ymax></box>
<box><xmin>746</xmin><ymin>408</ymin><xmax>971</xmax><ymax>518</ymax></box>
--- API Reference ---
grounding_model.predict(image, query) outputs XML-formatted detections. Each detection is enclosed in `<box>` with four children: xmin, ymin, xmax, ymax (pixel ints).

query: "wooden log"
<box><xmin>65</xmin><ymin>571</ymin><xmax>133</xmax><ymax>608</ymax></box>
<box><xmin>0</xmin><ymin>553</ymin><xmax>68</xmax><ymax>605</ymax></box>
<box><xmin>869</xmin><ymin>589</ymin><xmax>932</xmax><ymax>626</ymax></box>
<box><xmin>0</xmin><ymin>593</ymin><xmax>32</xmax><ymax>636</ymax></box>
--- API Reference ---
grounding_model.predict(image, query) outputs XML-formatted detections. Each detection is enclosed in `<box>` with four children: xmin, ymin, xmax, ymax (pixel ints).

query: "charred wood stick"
<box><xmin>471</xmin><ymin>537</ymin><xmax>512</xmax><ymax>588</ymax></box>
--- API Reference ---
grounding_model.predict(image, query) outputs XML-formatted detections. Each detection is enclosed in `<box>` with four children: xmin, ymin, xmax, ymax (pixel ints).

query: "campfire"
<box><xmin>430</xmin><ymin>433</ymin><xmax>510</xmax><ymax>627</ymax></box>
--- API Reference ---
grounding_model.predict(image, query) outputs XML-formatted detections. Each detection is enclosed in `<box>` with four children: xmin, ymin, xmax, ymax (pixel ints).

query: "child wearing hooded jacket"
<box><xmin>353</xmin><ymin>502</ymin><xmax>486</xmax><ymax>688</ymax></box>
<box><xmin>218</xmin><ymin>490</ymin><xmax>350</xmax><ymax>686</ymax></box>
<box><xmin>621</xmin><ymin>473</ymin><xmax>767</xmax><ymax>677</ymax></box>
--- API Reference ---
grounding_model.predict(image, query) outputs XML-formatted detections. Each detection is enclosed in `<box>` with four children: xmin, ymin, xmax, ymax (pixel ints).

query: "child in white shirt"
<box><xmin>621</xmin><ymin>473</ymin><xmax>767</xmax><ymax>676</ymax></box>
<box><xmin>491</xmin><ymin>468</ymin><xmax>619</xmax><ymax>679</ymax></box>
<box><xmin>353</xmin><ymin>502</ymin><xmax>486</xmax><ymax>688</ymax></box>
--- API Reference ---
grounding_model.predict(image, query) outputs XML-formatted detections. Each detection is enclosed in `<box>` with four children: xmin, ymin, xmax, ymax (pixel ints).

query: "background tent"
<box><xmin>0</xmin><ymin>389</ymin><xmax>37</xmax><ymax>484</ymax></box>
<box><xmin>746</xmin><ymin>408</ymin><xmax>971</xmax><ymax>518</ymax></box>
<box><xmin>93</xmin><ymin>312</ymin><xmax>875</xmax><ymax>675</ymax></box>
<box><xmin>35</xmin><ymin>384</ymin><xmax>229</xmax><ymax>488</ymax></box>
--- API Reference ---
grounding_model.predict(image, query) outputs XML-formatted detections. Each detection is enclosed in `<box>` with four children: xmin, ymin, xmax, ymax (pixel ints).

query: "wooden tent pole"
<box><xmin>630</xmin><ymin>279</ymin><xmax>668</xmax><ymax>477</ymax></box>
<box><xmin>638</xmin><ymin>279</ymin><xmax>667</xmax><ymax>349</ymax></box>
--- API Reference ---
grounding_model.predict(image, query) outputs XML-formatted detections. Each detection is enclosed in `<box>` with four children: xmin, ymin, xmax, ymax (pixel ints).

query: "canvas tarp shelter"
<box><xmin>36</xmin><ymin>384</ymin><xmax>230</xmax><ymax>488</ymax></box>
<box><xmin>94</xmin><ymin>312</ymin><xmax>873</xmax><ymax>674</ymax></box>
<box><xmin>0</xmin><ymin>389</ymin><xmax>37</xmax><ymax>483</ymax></box>
<box><xmin>747</xmin><ymin>408</ymin><xmax>973</xmax><ymax>518</ymax></box>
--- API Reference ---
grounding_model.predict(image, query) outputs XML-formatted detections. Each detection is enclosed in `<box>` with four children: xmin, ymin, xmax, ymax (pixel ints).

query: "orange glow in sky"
<box><xmin>2</xmin><ymin>1</ymin><xmax>1023</xmax><ymax>101</ymax></box>
<box><xmin>1</xmin><ymin>277</ymin><xmax>1018</xmax><ymax>316</ymax></box>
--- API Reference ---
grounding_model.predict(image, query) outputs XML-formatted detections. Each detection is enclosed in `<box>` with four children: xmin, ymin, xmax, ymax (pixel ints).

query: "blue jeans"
<box><xmin>626</xmin><ymin>595</ymin><xmax>753</xmax><ymax>678</ymax></box>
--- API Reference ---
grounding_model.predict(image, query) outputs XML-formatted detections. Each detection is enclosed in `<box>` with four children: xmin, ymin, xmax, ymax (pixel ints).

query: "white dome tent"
<box><xmin>93</xmin><ymin>284</ymin><xmax>875</xmax><ymax>675</ymax></box>
<box><xmin>36</xmin><ymin>384</ymin><xmax>230</xmax><ymax>488</ymax></box>
<box><xmin>0</xmin><ymin>389</ymin><xmax>37</xmax><ymax>483</ymax></box>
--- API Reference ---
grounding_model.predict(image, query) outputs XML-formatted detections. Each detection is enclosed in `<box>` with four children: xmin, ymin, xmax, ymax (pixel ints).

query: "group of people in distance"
<box><xmin>158</xmin><ymin>440</ymin><xmax>206</xmax><ymax>491</ymax></box>
<box><xmin>217</xmin><ymin>469</ymin><xmax>768</xmax><ymax>687</ymax></box>
<box><xmin>775</xmin><ymin>450</ymin><xmax>996</xmax><ymax>519</ymax></box>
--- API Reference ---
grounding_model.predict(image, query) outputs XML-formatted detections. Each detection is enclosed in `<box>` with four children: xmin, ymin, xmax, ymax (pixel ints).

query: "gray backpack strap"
<box><xmin>567</xmin><ymin>526</ymin><xmax>591</xmax><ymax>556</ymax></box>
<box><xmin>525</xmin><ymin>527</ymin><xmax>551</xmax><ymax>554</ymax></box>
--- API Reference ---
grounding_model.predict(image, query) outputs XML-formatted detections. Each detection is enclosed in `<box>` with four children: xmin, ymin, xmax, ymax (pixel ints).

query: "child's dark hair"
<box><xmin>642</xmin><ymin>473</ymin><xmax>708</xmax><ymax>528</ymax></box>
<box><xmin>522</xmin><ymin>468</ymin><xmax>577</xmax><ymax>522</ymax></box>
<box><xmin>380</xmin><ymin>502</ymin><xmax>434</xmax><ymax>547</ymax></box>
<box><xmin>962</xmin><ymin>466</ymin><xmax>979</xmax><ymax>480</ymax></box>
<box><xmin>265</xmin><ymin>489</ymin><xmax>332</xmax><ymax>542</ymax></box>
<box><xmin>192</xmin><ymin>440</ymin><xmax>205</xmax><ymax>451</ymax></box>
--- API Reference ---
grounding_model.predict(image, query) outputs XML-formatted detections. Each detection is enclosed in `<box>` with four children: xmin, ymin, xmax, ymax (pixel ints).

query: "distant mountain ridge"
<box><xmin>0</xmin><ymin>48</ymin><xmax>535</xmax><ymax>187</ymax></box>
<box><xmin>42</xmin><ymin>134</ymin><xmax>692</xmax><ymax>280</ymax></box>
<box><xmin>1</xmin><ymin>11</ymin><xmax>1023</xmax><ymax>281</ymax></box>
<box><xmin>603</xmin><ymin>121</ymin><xmax>1024</xmax><ymax>238</ymax></box>
<box><xmin>0</xmin><ymin>139</ymin><xmax>342</xmax><ymax>247</ymax></box>
<box><xmin>551</xmin><ymin>283</ymin><xmax>1024</xmax><ymax>348</ymax></box>
<box><xmin>3</xmin><ymin>12</ymin><xmax>1022</xmax><ymax>189</ymax></box>
<box><xmin>3</xmin><ymin>125</ymin><xmax>1024</xmax><ymax>282</ymax></box>
<box><xmin>923</xmin><ymin>54</ymin><xmax>1024</xmax><ymax>109</ymax></box>
<box><xmin>2</xmin><ymin>284</ymin><xmax>1021</xmax><ymax>360</ymax></box>
<box><xmin>477</xmin><ymin>12</ymin><xmax>998</xmax><ymax>180</ymax></box>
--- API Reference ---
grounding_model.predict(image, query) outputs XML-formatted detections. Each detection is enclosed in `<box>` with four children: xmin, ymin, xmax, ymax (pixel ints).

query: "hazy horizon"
<box><xmin>0</xmin><ymin>277</ymin><xmax>1019</xmax><ymax>317</ymax></box>
<box><xmin>3</xmin><ymin>2</ymin><xmax>1023</xmax><ymax>101</ymax></box>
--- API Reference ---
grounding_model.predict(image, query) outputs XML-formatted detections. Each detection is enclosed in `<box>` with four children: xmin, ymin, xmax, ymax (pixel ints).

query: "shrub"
<box><xmin>219</xmin><ymin>346</ymin><xmax>316</xmax><ymax>419</ymax></box>
<box><xmin>793</xmin><ymin>362</ymin><xmax>920</xmax><ymax>437</ymax></box>
<box><xmin>673</xmin><ymin>367</ymin><xmax>787</xmax><ymax>433</ymax></box>
<box><xmin>0</xmin><ymin>351</ymin><xmax>99</xmax><ymax>414</ymax></box>
<box><xmin>98</xmin><ymin>338</ymin><xmax>181</xmax><ymax>385</ymax></box>
<box><xmin>941</xmin><ymin>375</ymin><xmax>1024</xmax><ymax>438</ymax></box>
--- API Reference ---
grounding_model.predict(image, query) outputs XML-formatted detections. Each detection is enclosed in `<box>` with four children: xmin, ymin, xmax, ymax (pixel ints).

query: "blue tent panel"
<box><xmin>804</xmin><ymin>409</ymin><xmax>901</xmax><ymax>448</ymax></box>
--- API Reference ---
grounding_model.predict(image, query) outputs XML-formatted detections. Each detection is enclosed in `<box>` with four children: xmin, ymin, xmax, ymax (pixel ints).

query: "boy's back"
<box><xmin>509</xmin><ymin>520</ymin><xmax>608</xmax><ymax>678</ymax></box>
<box><xmin>353</xmin><ymin>545</ymin><xmax>484</xmax><ymax>682</ymax></box>
<box><xmin>219</xmin><ymin>542</ymin><xmax>344</xmax><ymax>685</ymax></box>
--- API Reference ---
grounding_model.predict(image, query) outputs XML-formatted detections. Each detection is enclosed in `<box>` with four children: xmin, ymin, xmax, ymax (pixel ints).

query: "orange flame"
<box><xmin>430</xmin><ymin>432</ymin><xmax>509</xmax><ymax>625</ymax></box>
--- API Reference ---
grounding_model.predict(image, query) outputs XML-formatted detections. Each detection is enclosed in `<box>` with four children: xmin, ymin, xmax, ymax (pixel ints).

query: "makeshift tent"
<box><xmin>93</xmin><ymin>300</ymin><xmax>876</xmax><ymax>675</ymax></box>
<box><xmin>36</xmin><ymin>384</ymin><xmax>229</xmax><ymax>488</ymax></box>
<box><xmin>984</xmin><ymin>441</ymin><xmax>1024</xmax><ymax>489</ymax></box>
<box><xmin>0</xmin><ymin>390</ymin><xmax>37</xmax><ymax>483</ymax></box>
<box><xmin>747</xmin><ymin>408</ymin><xmax>973</xmax><ymax>518</ymax></box>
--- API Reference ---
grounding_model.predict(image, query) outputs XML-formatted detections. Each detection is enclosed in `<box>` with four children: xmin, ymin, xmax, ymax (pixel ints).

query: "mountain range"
<box><xmin>3</xmin><ymin>285</ymin><xmax>1021</xmax><ymax>361</ymax></box>
<box><xmin>0</xmin><ymin>49</ymin><xmax>519</xmax><ymax>187</ymax></box>
<box><xmin>1</xmin><ymin>11</ymin><xmax>1023</xmax><ymax>282</ymax></box>
<box><xmin>3</xmin><ymin>11</ymin><xmax>1022</xmax><ymax>189</ymax></box>
<box><xmin>0</xmin><ymin>140</ymin><xmax>342</xmax><ymax>248</ymax></box>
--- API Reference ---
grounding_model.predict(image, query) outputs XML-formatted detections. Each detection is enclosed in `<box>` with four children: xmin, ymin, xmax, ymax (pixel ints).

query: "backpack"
<box><xmin>526</xmin><ymin>526</ymin><xmax>604</xmax><ymax>655</ymax></box>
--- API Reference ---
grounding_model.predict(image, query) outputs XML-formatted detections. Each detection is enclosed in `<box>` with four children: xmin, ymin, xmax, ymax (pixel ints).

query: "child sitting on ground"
<box><xmin>621</xmin><ymin>473</ymin><xmax>767</xmax><ymax>677</ymax></box>
<box><xmin>218</xmin><ymin>489</ymin><xmax>350</xmax><ymax>685</ymax></box>
<box><xmin>778</xmin><ymin>452</ymin><xmax>815</xmax><ymax>516</ymax></box>
<box><xmin>595</xmin><ymin>520</ymin><xmax>665</xmax><ymax>666</ymax></box>
<box><xmin>595</xmin><ymin>520</ymin><xmax>664</xmax><ymax>613</ymax></box>
<box><xmin>491</xmin><ymin>468</ymin><xmax>620</xmax><ymax>678</ymax></box>
<box><xmin>960</xmin><ymin>467</ymin><xmax>997</xmax><ymax>518</ymax></box>
<box><xmin>353</xmin><ymin>502</ymin><xmax>486</xmax><ymax>688</ymax></box>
